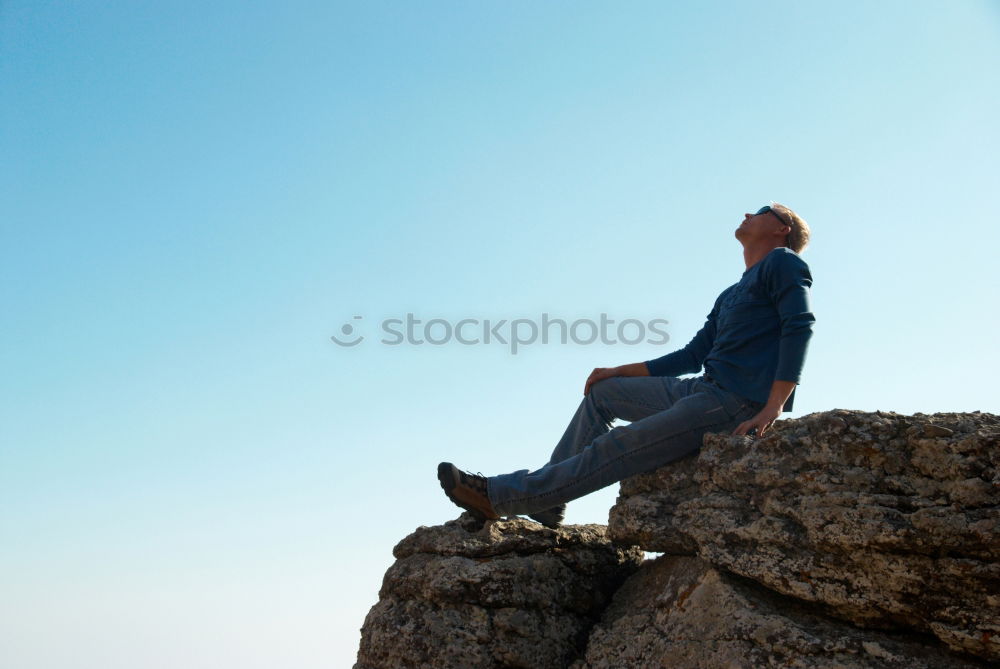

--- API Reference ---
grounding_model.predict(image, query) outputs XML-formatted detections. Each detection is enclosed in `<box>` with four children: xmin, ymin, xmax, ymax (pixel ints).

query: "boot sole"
<box><xmin>527</xmin><ymin>510</ymin><xmax>564</xmax><ymax>529</ymax></box>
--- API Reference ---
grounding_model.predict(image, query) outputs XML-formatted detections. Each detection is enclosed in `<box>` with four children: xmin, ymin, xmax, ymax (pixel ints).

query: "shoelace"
<box><xmin>459</xmin><ymin>469</ymin><xmax>489</xmax><ymax>493</ymax></box>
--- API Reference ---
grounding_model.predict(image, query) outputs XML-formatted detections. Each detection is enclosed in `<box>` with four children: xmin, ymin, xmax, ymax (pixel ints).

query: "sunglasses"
<box><xmin>755</xmin><ymin>205</ymin><xmax>790</xmax><ymax>228</ymax></box>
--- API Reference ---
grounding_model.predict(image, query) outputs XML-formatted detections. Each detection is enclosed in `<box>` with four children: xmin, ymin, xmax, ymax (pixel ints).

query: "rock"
<box><xmin>609</xmin><ymin>409</ymin><xmax>1000</xmax><ymax>663</ymax></box>
<box><xmin>608</xmin><ymin>454</ymin><xmax>701</xmax><ymax>554</ymax></box>
<box><xmin>573</xmin><ymin>555</ymin><xmax>991</xmax><ymax>668</ymax></box>
<box><xmin>354</xmin><ymin>514</ymin><xmax>644</xmax><ymax>669</ymax></box>
<box><xmin>356</xmin><ymin>410</ymin><xmax>999</xmax><ymax>667</ymax></box>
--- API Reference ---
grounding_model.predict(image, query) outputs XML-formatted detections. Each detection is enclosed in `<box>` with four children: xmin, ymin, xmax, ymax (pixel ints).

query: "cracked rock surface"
<box><xmin>354</xmin><ymin>515</ymin><xmax>643</xmax><ymax>669</ymax></box>
<box><xmin>573</xmin><ymin>554</ymin><xmax>991</xmax><ymax>669</ymax></box>
<box><xmin>609</xmin><ymin>409</ymin><xmax>1000</xmax><ymax>663</ymax></box>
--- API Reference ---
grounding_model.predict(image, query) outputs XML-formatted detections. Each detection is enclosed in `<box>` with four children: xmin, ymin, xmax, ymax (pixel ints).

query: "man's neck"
<box><xmin>742</xmin><ymin>242</ymin><xmax>786</xmax><ymax>271</ymax></box>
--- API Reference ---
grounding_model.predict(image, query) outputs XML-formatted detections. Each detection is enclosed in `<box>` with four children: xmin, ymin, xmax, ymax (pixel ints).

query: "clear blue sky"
<box><xmin>2</xmin><ymin>2</ymin><xmax>998</xmax><ymax>667</ymax></box>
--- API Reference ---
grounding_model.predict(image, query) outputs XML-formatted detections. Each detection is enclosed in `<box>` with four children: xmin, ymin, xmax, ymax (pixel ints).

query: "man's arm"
<box><xmin>766</xmin><ymin>251</ymin><xmax>815</xmax><ymax>385</ymax></box>
<box><xmin>733</xmin><ymin>252</ymin><xmax>815</xmax><ymax>436</ymax></box>
<box><xmin>764</xmin><ymin>379</ymin><xmax>798</xmax><ymax>408</ymax></box>
<box><xmin>583</xmin><ymin>362</ymin><xmax>648</xmax><ymax>395</ymax></box>
<box><xmin>583</xmin><ymin>289</ymin><xmax>728</xmax><ymax>395</ymax></box>
<box><xmin>643</xmin><ymin>290</ymin><xmax>727</xmax><ymax>377</ymax></box>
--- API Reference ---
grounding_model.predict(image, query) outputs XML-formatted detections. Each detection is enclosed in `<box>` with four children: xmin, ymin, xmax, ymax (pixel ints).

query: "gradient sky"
<box><xmin>2</xmin><ymin>2</ymin><xmax>999</xmax><ymax>667</ymax></box>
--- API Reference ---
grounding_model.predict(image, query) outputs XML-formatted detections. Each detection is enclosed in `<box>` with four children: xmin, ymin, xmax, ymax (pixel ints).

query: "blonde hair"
<box><xmin>771</xmin><ymin>202</ymin><xmax>810</xmax><ymax>253</ymax></box>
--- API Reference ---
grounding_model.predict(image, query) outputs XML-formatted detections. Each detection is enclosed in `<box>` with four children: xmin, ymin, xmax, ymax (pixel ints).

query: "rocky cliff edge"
<box><xmin>356</xmin><ymin>410</ymin><xmax>999</xmax><ymax>668</ymax></box>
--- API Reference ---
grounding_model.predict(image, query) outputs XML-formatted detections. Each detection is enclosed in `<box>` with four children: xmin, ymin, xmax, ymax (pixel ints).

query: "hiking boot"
<box><xmin>528</xmin><ymin>505</ymin><xmax>565</xmax><ymax>529</ymax></box>
<box><xmin>437</xmin><ymin>462</ymin><xmax>500</xmax><ymax>521</ymax></box>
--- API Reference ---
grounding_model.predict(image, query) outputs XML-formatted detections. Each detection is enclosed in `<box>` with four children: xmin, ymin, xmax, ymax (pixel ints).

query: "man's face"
<box><xmin>735</xmin><ymin>209</ymin><xmax>789</xmax><ymax>243</ymax></box>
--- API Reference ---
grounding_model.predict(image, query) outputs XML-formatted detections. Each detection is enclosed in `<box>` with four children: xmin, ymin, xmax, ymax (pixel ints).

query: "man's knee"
<box><xmin>587</xmin><ymin>377</ymin><xmax>620</xmax><ymax>417</ymax></box>
<box><xmin>589</xmin><ymin>376</ymin><xmax>616</xmax><ymax>400</ymax></box>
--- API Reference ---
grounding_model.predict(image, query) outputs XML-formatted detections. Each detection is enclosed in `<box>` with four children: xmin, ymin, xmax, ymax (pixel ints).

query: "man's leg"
<box><xmin>527</xmin><ymin>375</ymin><xmax>695</xmax><ymax>525</ymax></box>
<box><xmin>547</xmin><ymin>375</ymin><xmax>694</xmax><ymax>464</ymax></box>
<box><xmin>489</xmin><ymin>378</ymin><xmax>758</xmax><ymax>517</ymax></box>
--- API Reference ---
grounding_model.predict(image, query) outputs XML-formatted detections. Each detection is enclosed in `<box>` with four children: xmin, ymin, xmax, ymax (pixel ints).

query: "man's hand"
<box><xmin>583</xmin><ymin>362</ymin><xmax>651</xmax><ymax>395</ymax></box>
<box><xmin>733</xmin><ymin>379</ymin><xmax>796</xmax><ymax>436</ymax></box>
<box><xmin>584</xmin><ymin>367</ymin><xmax>619</xmax><ymax>395</ymax></box>
<box><xmin>732</xmin><ymin>404</ymin><xmax>783</xmax><ymax>437</ymax></box>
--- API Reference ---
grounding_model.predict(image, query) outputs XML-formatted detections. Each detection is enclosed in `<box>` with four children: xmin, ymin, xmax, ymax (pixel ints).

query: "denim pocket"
<box><xmin>705</xmin><ymin>386</ymin><xmax>753</xmax><ymax>422</ymax></box>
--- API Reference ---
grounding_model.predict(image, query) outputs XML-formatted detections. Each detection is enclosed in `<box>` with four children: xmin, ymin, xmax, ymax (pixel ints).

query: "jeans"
<box><xmin>487</xmin><ymin>374</ymin><xmax>764</xmax><ymax>517</ymax></box>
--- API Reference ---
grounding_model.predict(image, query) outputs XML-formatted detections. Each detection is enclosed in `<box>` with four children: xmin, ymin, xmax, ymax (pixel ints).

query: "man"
<box><xmin>438</xmin><ymin>203</ymin><xmax>815</xmax><ymax>529</ymax></box>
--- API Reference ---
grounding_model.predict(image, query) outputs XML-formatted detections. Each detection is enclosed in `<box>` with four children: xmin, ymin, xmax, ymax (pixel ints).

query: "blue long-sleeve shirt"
<box><xmin>644</xmin><ymin>247</ymin><xmax>815</xmax><ymax>411</ymax></box>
